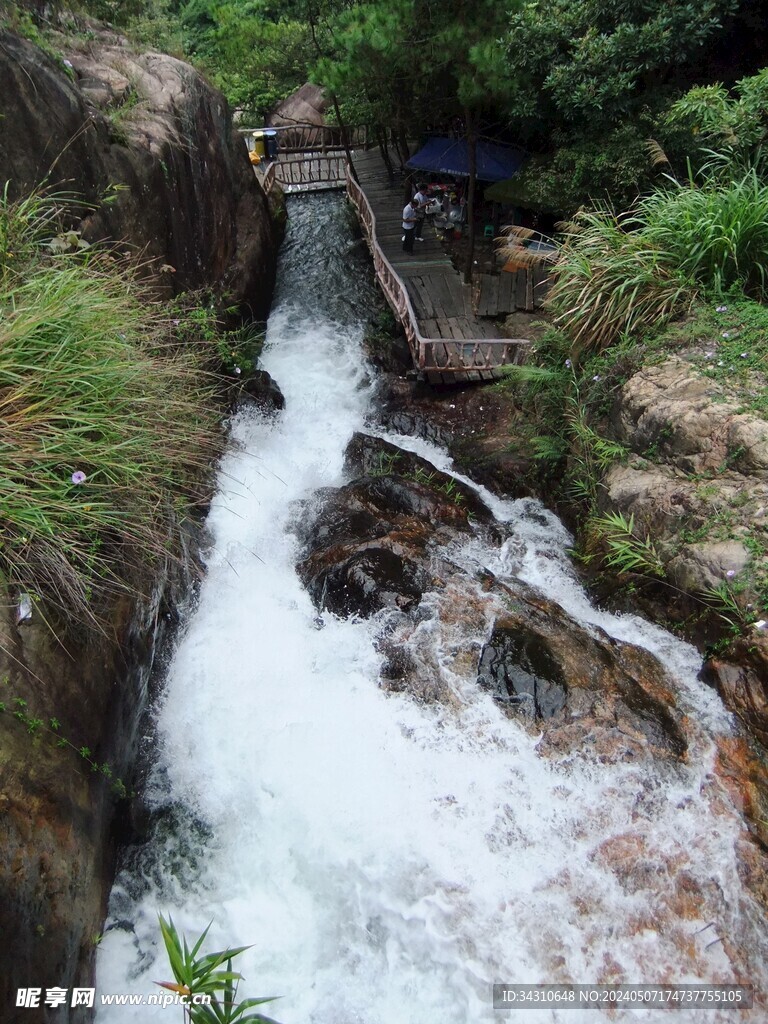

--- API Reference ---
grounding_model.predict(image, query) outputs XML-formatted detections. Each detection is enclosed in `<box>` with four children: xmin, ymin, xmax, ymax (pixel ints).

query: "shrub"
<box><xmin>539</xmin><ymin>169</ymin><xmax>768</xmax><ymax>354</ymax></box>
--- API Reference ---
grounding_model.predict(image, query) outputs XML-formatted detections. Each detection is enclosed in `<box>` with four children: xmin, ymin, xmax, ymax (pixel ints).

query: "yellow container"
<box><xmin>252</xmin><ymin>131</ymin><xmax>266</xmax><ymax>159</ymax></box>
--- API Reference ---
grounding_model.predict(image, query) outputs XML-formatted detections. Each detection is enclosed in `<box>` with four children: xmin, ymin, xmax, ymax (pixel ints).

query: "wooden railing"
<box><xmin>273</xmin><ymin>123</ymin><xmax>374</xmax><ymax>153</ymax></box>
<box><xmin>256</xmin><ymin>154</ymin><xmax>346</xmax><ymax>193</ymax></box>
<box><xmin>272</xmin><ymin>154</ymin><xmax>347</xmax><ymax>190</ymax></box>
<box><xmin>346</xmin><ymin>171</ymin><xmax>529</xmax><ymax>375</ymax></box>
<box><xmin>240</xmin><ymin>123</ymin><xmax>381</xmax><ymax>154</ymax></box>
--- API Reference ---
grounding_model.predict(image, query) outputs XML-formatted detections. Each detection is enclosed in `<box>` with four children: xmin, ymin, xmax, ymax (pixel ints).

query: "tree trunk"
<box><xmin>463</xmin><ymin>107</ymin><xmax>477</xmax><ymax>285</ymax></box>
<box><xmin>331</xmin><ymin>93</ymin><xmax>358</xmax><ymax>184</ymax></box>
<box><xmin>377</xmin><ymin>128</ymin><xmax>395</xmax><ymax>182</ymax></box>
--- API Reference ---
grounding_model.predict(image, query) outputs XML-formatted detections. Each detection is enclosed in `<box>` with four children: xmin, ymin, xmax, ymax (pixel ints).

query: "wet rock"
<box><xmin>377</xmin><ymin>377</ymin><xmax>537</xmax><ymax>498</ymax></box>
<box><xmin>307</xmin><ymin>546</ymin><xmax>428</xmax><ymax>618</ymax></box>
<box><xmin>478</xmin><ymin>627</ymin><xmax>567</xmax><ymax>718</ymax></box>
<box><xmin>364</xmin><ymin>330</ymin><xmax>413</xmax><ymax>374</ymax></box>
<box><xmin>344</xmin><ymin>433</ymin><xmax>493</xmax><ymax>523</ymax></box>
<box><xmin>297</xmin><ymin>435</ymin><xmax>493</xmax><ymax>619</ymax></box>
<box><xmin>377</xmin><ymin>409</ymin><xmax>453</xmax><ymax>447</ymax></box>
<box><xmin>477</xmin><ymin>590</ymin><xmax>688</xmax><ymax>760</ymax></box>
<box><xmin>702</xmin><ymin>636</ymin><xmax>768</xmax><ymax>748</ymax></box>
<box><xmin>235</xmin><ymin>370</ymin><xmax>285</xmax><ymax>412</ymax></box>
<box><xmin>715</xmin><ymin>734</ymin><xmax>768</xmax><ymax>853</ymax></box>
<box><xmin>378</xmin><ymin>641</ymin><xmax>418</xmax><ymax>690</ymax></box>
<box><xmin>295</xmin><ymin>475</ymin><xmax>451</xmax><ymax>619</ymax></box>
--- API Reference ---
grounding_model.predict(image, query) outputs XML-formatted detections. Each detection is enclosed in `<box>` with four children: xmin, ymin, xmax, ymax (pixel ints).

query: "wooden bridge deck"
<box><xmin>261</xmin><ymin>145</ymin><xmax>531</xmax><ymax>382</ymax></box>
<box><xmin>347</xmin><ymin>150</ymin><xmax>530</xmax><ymax>383</ymax></box>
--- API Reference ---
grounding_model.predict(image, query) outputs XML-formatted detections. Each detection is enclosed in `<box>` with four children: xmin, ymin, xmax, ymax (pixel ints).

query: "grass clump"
<box><xmin>543</xmin><ymin>208</ymin><xmax>693</xmax><ymax>356</ymax></box>
<box><xmin>640</xmin><ymin>169</ymin><xmax>768</xmax><ymax>300</ymax></box>
<box><xmin>0</xmin><ymin>187</ymin><xmax>221</xmax><ymax>629</ymax></box>
<box><xmin>513</xmin><ymin>169</ymin><xmax>768</xmax><ymax>356</ymax></box>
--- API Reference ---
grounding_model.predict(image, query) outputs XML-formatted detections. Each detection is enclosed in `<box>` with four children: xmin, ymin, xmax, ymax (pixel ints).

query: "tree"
<box><xmin>498</xmin><ymin>0</ymin><xmax>739</xmax><ymax>212</ymax></box>
<box><xmin>313</xmin><ymin>0</ymin><xmax>517</xmax><ymax>278</ymax></box>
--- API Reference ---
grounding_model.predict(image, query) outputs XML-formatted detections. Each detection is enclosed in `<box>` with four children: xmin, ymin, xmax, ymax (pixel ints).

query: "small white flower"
<box><xmin>234</xmin><ymin>366</ymin><xmax>242</xmax><ymax>375</ymax></box>
<box><xmin>721</xmin><ymin>331</ymin><xmax>731</xmax><ymax>338</ymax></box>
<box><xmin>716</xmin><ymin>305</ymin><xmax>728</xmax><ymax>312</ymax></box>
<box><xmin>565</xmin><ymin>359</ymin><xmax>572</xmax><ymax>368</ymax></box>
<box><xmin>740</xmin><ymin>352</ymin><xmax>748</xmax><ymax>358</ymax></box>
<box><xmin>726</xmin><ymin>570</ymin><xmax>736</xmax><ymax>579</ymax></box>
<box><xmin>592</xmin><ymin>374</ymin><xmax>601</xmax><ymax>381</ymax></box>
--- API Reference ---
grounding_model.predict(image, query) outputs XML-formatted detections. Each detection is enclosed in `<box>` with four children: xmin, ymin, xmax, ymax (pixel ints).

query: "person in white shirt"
<box><xmin>413</xmin><ymin>183</ymin><xmax>429</xmax><ymax>240</ymax></box>
<box><xmin>402</xmin><ymin>197</ymin><xmax>420</xmax><ymax>253</ymax></box>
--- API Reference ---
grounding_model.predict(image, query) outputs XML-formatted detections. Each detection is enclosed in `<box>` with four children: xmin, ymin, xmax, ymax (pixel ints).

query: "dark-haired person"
<box><xmin>413</xmin><ymin>183</ymin><xmax>429</xmax><ymax>240</ymax></box>
<box><xmin>402</xmin><ymin>196</ymin><xmax>420</xmax><ymax>253</ymax></box>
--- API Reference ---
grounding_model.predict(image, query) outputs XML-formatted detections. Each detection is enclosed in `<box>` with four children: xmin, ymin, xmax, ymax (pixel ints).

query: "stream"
<box><xmin>96</xmin><ymin>193</ymin><xmax>767</xmax><ymax>1023</ymax></box>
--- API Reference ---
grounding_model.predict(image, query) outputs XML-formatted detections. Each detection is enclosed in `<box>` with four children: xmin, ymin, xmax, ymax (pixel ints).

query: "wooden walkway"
<box><xmin>347</xmin><ymin>150</ymin><xmax>530</xmax><ymax>383</ymax></box>
<box><xmin>260</xmin><ymin>147</ymin><xmax>532</xmax><ymax>382</ymax></box>
<box><xmin>475</xmin><ymin>267</ymin><xmax>549</xmax><ymax>317</ymax></box>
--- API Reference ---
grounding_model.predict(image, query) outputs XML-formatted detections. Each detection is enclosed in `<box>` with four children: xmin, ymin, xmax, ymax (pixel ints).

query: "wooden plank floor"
<box><xmin>351</xmin><ymin>150</ymin><xmax>505</xmax><ymax>361</ymax></box>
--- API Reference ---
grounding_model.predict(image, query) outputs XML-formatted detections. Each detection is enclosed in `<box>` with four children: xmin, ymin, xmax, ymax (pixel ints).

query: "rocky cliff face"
<box><xmin>0</xmin><ymin>552</ymin><xmax>191</xmax><ymax>1024</ymax></box>
<box><xmin>0</xmin><ymin>25</ymin><xmax>282</xmax><ymax>1022</ymax></box>
<box><xmin>601</xmin><ymin>357</ymin><xmax>768</xmax><ymax>748</ymax></box>
<box><xmin>0</xmin><ymin>25</ymin><xmax>281</xmax><ymax>317</ymax></box>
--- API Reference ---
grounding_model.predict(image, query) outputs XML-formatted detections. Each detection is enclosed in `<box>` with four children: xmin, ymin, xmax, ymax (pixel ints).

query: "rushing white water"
<box><xmin>96</xmin><ymin>195</ymin><xmax>767</xmax><ymax>1023</ymax></box>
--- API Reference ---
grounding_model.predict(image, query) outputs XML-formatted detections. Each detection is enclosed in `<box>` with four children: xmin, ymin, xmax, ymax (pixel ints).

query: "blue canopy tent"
<box><xmin>405</xmin><ymin>136</ymin><xmax>526</xmax><ymax>182</ymax></box>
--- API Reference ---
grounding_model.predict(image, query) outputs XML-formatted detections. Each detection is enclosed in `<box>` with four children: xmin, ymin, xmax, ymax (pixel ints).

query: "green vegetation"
<box><xmin>158</xmin><ymin>915</ymin><xmax>279</xmax><ymax>1024</ymax></box>
<box><xmin>585</xmin><ymin>511</ymin><xmax>665</xmax><ymax>579</ymax></box>
<box><xmin>539</xmin><ymin>209</ymin><xmax>693</xmax><ymax>356</ymax></box>
<box><xmin>0</xmin><ymin>676</ymin><xmax>130</xmax><ymax>798</ymax></box>
<box><xmin>0</xmin><ymin>186</ymin><xmax>221</xmax><ymax>630</ymax></box>
<box><xmin>7</xmin><ymin>0</ymin><xmax>767</xmax><ymax>214</ymax></box>
<box><xmin>500</xmin><ymin>292</ymin><xmax>768</xmax><ymax>635</ymax></box>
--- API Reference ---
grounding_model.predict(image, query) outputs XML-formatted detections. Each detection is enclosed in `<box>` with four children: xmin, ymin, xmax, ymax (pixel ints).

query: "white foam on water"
<box><xmin>96</xmin><ymin>197</ymin><xmax>766</xmax><ymax>1024</ymax></box>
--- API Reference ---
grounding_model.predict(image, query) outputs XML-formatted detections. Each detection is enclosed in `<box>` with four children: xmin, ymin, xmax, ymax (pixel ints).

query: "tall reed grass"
<box><xmin>0</xmin><ymin>189</ymin><xmax>221</xmax><ymax>629</ymax></box>
<box><xmin>544</xmin><ymin>209</ymin><xmax>692</xmax><ymax>355</ymax></box>
<box><xmin>524</xmin><ymin>170</ymin><xmax>768</xmax><ymax>355</ymax></box>
<box><xmin>639</xmin><ymin>169</ymin><xmax>768</xmax><ymax>299</ymax></box>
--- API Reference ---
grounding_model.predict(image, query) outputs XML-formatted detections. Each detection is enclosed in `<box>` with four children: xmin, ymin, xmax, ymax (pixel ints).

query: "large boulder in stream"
<box><xmin>297</xmin><ymin>434</ymin><xmax>493</xmax><ymax>618</ymax></box>
<box><xmin>233</xmin><ymin>369</ymin><xmax>285</xmax><ymax>413</ymax></box>
<box><xmin>298</xmin><ymin>435</ymin><xmax>688</xmax><ymax>763</ymax></box>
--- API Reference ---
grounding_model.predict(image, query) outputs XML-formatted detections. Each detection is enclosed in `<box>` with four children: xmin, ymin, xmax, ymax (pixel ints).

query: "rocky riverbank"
<box><xmin>369</xmin><ymin>318</ymin><xmax>768</xmax><ymax>761</ymax></box>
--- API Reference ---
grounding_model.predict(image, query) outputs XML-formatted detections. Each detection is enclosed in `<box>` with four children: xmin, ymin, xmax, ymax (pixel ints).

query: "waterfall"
<box><xmin>96</xmin><ymin>194</ymin><xmax>766</xmax><ymax>1023</ymax></box>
